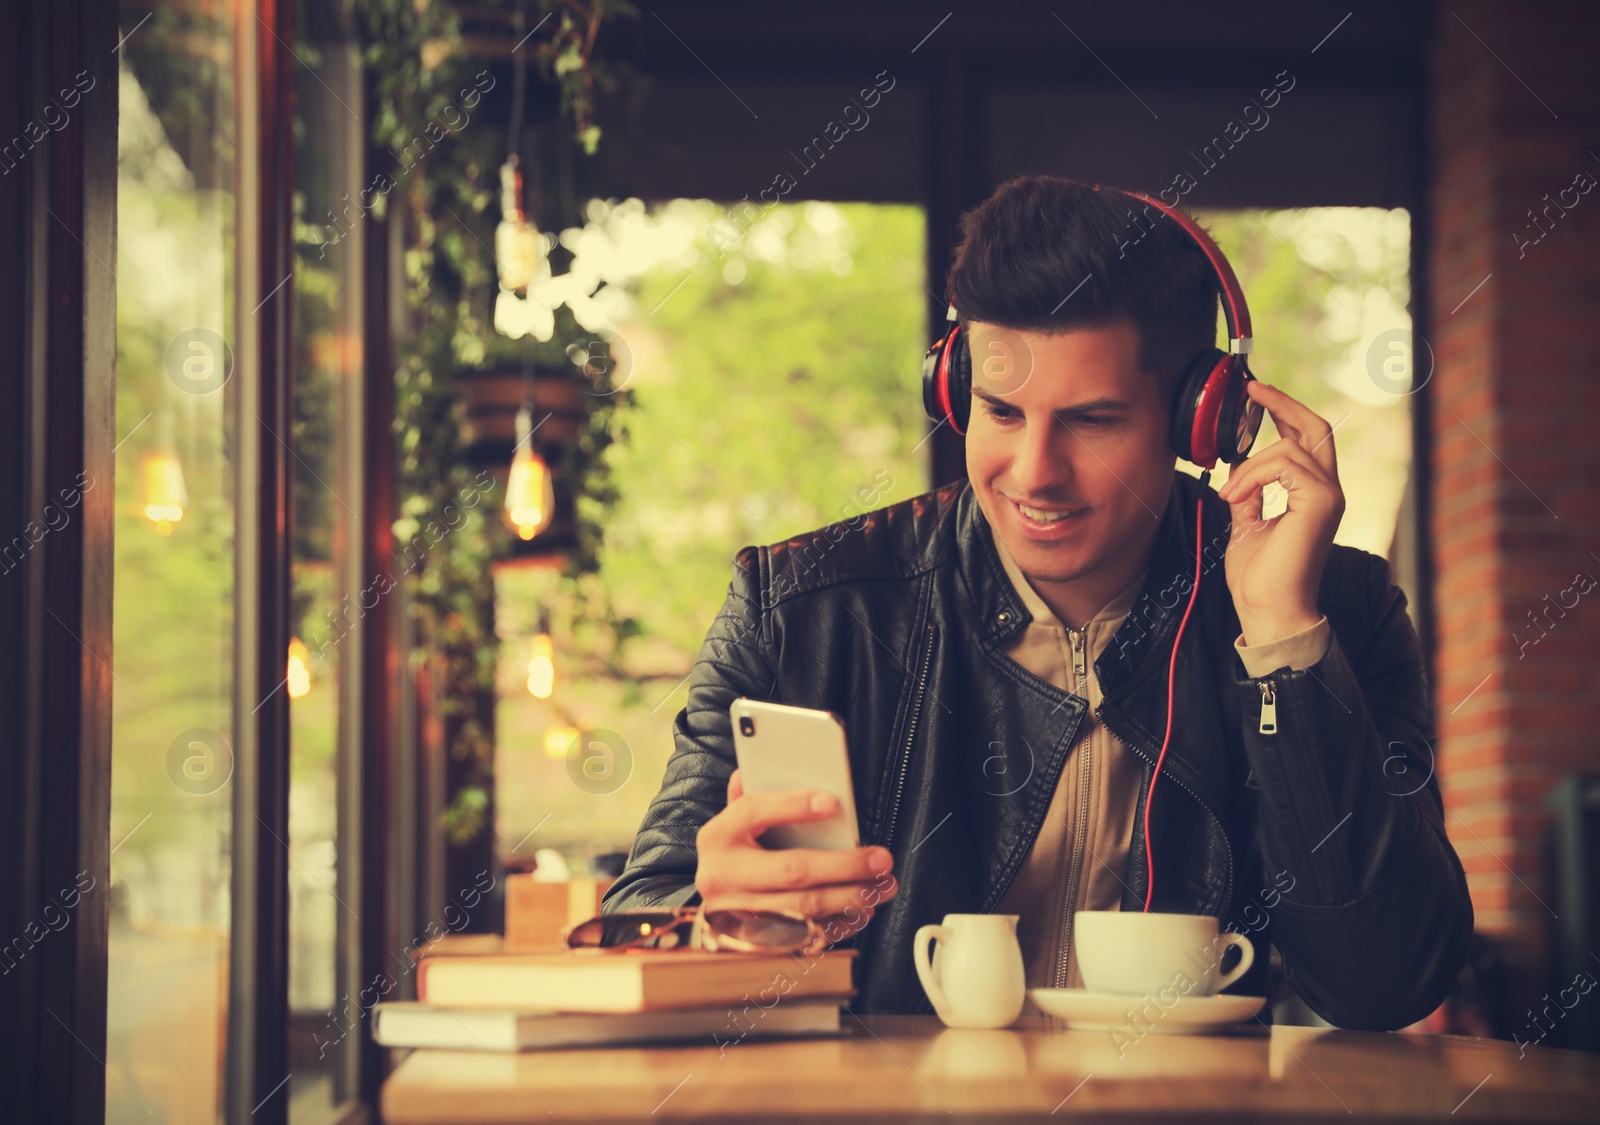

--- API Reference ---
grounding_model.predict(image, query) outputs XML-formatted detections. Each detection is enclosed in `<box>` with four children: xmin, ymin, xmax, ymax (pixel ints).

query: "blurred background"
<box><xmin>3</xmin><ymin>1</ymin><xmax>1597</xmax><ymax>1122</ymax></box>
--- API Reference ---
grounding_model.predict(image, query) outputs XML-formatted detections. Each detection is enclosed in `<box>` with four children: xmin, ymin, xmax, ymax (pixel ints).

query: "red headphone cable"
<box><xmin>1142</xmin><ymin>469</ymin><xmax>1209</xmax><ymax>913</ymax></box>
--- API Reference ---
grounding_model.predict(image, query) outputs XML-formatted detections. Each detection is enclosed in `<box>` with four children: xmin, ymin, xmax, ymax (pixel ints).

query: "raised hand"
<box><xmin>1216</xmin><ymin>380</ymin><xmax>1346</xmax><ymax>645</ymax></box>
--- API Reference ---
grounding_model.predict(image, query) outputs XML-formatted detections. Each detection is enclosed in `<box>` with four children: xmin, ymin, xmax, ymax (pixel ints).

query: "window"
<box><xmin>108</xmin><ymin>2</ymin><xmax>371</xmax><ymax>1119</ymax></box>
<box><xmin>108</xmin><ymin>8</ymin><xmax>239</xmax><ymax>1117</ymax></box>
<box><xmin>287</xmin><ymin>1</ymin><xmax>367</xmax><ymax>1117</ymax></box>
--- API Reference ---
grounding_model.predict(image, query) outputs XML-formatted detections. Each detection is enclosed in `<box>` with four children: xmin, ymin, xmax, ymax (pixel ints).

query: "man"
<box><xmin>602</xmin><ymin>175</ymin><xmax>1473</xmax><ymax>1030</ymax></box>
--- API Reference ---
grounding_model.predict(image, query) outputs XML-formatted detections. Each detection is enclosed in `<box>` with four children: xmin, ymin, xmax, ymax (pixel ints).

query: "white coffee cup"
<box><xmin>1074</xmin><ymin>910</ymin><xmax>1254</xmax><ymax>997</ymax></box>
<box><xmin>913</xmin><ymin>913</ymin><xmax>1025</xmax><ymax>1029</ymax></box>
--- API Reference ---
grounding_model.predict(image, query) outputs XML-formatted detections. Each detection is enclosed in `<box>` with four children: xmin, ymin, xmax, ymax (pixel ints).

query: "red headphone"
<box><xmin>920</xmin><ymin>188</ymin><xmax>1264</xmax><ymax>470</ymax></box>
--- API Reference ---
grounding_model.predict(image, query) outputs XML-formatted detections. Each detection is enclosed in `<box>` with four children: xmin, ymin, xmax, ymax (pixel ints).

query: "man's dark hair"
<box><xmin>946</xmin><ymin>175</ymin><xmax>1220</xmax><ymax>405</ymax></box>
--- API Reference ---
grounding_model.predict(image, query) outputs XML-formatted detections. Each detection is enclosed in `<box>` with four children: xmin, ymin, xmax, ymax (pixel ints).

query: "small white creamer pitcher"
<box><xmin>913</xmin><ymin>913</ymin><xmax>1025</xmax><ymax>1029</ymax></box>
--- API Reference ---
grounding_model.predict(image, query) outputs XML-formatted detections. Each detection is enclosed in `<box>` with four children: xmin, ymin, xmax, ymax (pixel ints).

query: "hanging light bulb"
<box><xmin>141</xmin><ymin>451</ymin><xmax>187</xmax><ymax>535</ymax></box>
<box><xmin>287</xmin><ymin>637</ymin><xmax>311</xmax><ymax>699</ymax></box>
<box><xmin>526</xmin><ymin>632</ymin><xmax>555</xmax><ymax>698</ymax></box>
<box><xmin>493</xmin><ymin>157</ymin><xmax>554</xmax><ymax>342</ymax></box>
<box><xmin>495</xmin><ymin>157</ymin><xmax>544</xmax><ymax>295</ymax></box>
<box><xmin>543</xmin><ymin>724</ymin><xmax>579</xmax><ymax>761</ymax></box>
<box><xmin>504</xmin><ymin>405</ymin><xmax>555</xmax><ymax>541</ymax></box>
<box><xmin>505</xmin><ymin>454</ymin><xmax>554</xmax><ymax>540</ymax></box>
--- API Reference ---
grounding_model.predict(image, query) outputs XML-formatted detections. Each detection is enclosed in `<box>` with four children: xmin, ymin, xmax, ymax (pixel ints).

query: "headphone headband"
<box><xmin>920</xmin><ymin>185</ymin><xmax>1264</xmax><ymax>468</ymax></box>
<box><xmin>1116</xmin><ymin>189</ymin><xmax>1253</xmax><ymax>354</ymax></box>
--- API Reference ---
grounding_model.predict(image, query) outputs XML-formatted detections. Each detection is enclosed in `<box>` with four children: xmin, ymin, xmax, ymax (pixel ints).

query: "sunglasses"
<box><xmin>563</xmin><ymin>906</ymin><xmax>826</xmax><ymax>956</ymax></box>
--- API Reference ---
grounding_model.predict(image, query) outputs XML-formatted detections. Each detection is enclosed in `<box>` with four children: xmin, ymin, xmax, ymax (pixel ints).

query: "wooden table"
<box><xmin>379</xmin><ymin>1013</ymin><xmax>1600</xmax><ymax>1123</ymax></box>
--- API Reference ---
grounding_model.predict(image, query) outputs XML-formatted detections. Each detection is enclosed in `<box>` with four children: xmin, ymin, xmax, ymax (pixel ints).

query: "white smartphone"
<box><xmin>729</xmin><ymin>698</ymin><xmax>861</xmax><ymax>851</ymax></box>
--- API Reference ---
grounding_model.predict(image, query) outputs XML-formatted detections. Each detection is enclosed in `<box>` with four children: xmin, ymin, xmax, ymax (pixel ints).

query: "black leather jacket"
<box><xmin>604</xmin><ymin>471</ymin><xmax>1474</xmax><ymax>1030</ymax></box>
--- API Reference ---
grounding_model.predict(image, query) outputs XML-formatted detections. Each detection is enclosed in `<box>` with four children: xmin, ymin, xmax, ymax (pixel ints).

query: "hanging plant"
<box><xmin>357</xmin><ymin>0</ymin><xmax>638</xmax><ymax>847</ymax></box>
<box><xmin>535</xmin><ymin>1</ymin><xmax>622</xmax><ymax>156</ymax></box>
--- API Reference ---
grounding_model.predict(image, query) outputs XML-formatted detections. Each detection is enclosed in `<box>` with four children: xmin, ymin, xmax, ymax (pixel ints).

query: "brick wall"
<box><xmin>1429</xmin><ymin>0</ymin><xmax>1600</xmax><ymax>1014</ymax></box>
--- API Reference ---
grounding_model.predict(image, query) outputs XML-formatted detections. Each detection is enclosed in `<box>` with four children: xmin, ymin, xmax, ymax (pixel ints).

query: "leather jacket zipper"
<box><xmin>1258</xmin><ymin>681</ymin><xmax>1277</xmax><ymax>734</ymax></box>
<box><xmin>880</xmin><ymin>622</ymin><xmax>936</xmax><ymax>853</ymax></box>
<box><xmin>1053</xmin><ymin>626</ymin><xmax>1092</xmax><ymax>988</ymax></box>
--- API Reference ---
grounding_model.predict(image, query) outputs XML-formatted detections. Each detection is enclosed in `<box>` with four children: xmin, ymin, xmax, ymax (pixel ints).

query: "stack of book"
<box><xmin>372</xmin><ymin>934</ymin><xmax>856</xmax><ymax>1052</ymax></box>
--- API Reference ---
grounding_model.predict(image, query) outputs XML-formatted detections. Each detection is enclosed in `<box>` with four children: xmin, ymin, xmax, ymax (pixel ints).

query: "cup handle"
<box><xmin>1214</xmin><ymin>932</ymin><xmax>1255</xmax><ymax>991</ymax></box>
<box><xmin>913</xmin><ymin>924</ymin><xmax>954</xmax><ymax>1018</ymax></box>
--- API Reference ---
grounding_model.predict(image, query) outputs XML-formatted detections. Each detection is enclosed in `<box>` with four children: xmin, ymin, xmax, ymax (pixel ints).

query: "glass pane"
<box><xmin>108</xmin><ymin>2</ymin><xmax>238</xmax><ymax>1120</ymax></box>
<box><xmin>286</xmin><ymin>1</ymin><xmax>364</xmax><ymax>1117</ymax></box>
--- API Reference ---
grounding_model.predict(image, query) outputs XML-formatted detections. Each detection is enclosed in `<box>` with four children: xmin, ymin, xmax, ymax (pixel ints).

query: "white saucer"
<box><xmin>1028</xmin><ymin>987</ymin><xmax>1265</xmax><ymax>1034</ymax></box>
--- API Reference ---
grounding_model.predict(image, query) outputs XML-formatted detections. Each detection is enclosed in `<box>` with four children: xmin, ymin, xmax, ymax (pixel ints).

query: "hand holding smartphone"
<box><xmin>691</xmin><ymin>698</ymin><xmax>895</xmax><ymax>944</ymax></box>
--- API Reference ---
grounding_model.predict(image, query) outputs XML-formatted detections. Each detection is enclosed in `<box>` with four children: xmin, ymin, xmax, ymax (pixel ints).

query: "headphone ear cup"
<box><xmin>921</xmin><ymin>336</ymin><xmax>947</xmax><ymax>425</ymax></box>
<box><xmin>947</xmin><ymin>329</ymin><xmax>972</xmax><ymax>434</ymax></box>
<box><xmin>922</xmin><ymin>325</ymin><xmax>972</xmax><ymax>431</ymax></box>
<box><xmin>1169</xmin><ymin>347</ymin><xmax>1226</xmax><ymax>463</ymax></box>
<box><xmin>1217</xmin><ymin>367</ymin><xmax>1264</xmax><ymax>465</ymax></box>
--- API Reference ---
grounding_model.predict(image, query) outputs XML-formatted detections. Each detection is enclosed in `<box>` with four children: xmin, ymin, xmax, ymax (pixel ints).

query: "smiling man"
<box><xmin>604</xmin><ymin>174</ymin><xmax>1473</xmax><ymax>1031</ymax></box>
